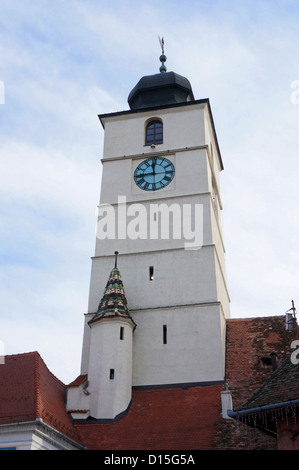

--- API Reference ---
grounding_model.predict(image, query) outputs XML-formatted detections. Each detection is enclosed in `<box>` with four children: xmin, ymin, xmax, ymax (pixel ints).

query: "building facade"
<box><xmin>1</xmin><ymin>51</ymin><xmax>298</xmax><ymax>451</ymax></box>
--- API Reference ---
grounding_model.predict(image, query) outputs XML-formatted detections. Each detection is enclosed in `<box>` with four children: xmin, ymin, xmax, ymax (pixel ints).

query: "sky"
<box><xmin>1</xmin><ymin>0</ymin><xmax>299</xmax><ymax>384</ymax></box>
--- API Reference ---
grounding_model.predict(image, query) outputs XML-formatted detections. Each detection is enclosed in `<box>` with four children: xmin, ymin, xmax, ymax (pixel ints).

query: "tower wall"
<box><xmin>88</xmin><ymin>317</ymin><xmax>134</xmax><ymax>419</ymax></box>
<box><xmin>101</xmin><ymin>103</ymin><xmax>206</xmax><ymax>160</ymax></box>
<box><xmin>131</xmin><ymin>303</ymin><xmax>226</xmax><ymax>386</ymax></box>
<box><xmin>80</xmin><ymin>98</ymin><xmax>229</xmax><ymax>391</ymax></box>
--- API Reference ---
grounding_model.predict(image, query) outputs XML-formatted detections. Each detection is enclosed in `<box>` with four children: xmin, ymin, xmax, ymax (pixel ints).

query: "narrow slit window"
<box><xmin>109</xmin><ymin>369</ymin><xmax>115</xmax><ymax>380</ymax></box>
<box><xmin>163</xmin><ymin>325</ymin><xmax>167</xmax><ymax>344</ymax></box>
<box><xmin>120</xmin><ymin>326</ymin><xmax>124</xmax><ymax>340</ymax></box>
<box><xmin>149</xmin><ymin>266</ymin><xmax>154</xmax><ymax>281</ymax></box>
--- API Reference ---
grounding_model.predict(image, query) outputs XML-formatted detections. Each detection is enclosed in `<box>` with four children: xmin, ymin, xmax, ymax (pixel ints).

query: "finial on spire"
<box><xmin>158</xmin><ymin>36</ymin><xmax>167</xmax><ymax>73</ymax></box>
<box><xmin>114</xmin><ymin>251</ymin><xmax>119</xmax><ymax>268</ymax></box>
<box><xmin>159</xmin><ymin>35</ymin><xmax>165</xmax><ymax>54</ymax></box>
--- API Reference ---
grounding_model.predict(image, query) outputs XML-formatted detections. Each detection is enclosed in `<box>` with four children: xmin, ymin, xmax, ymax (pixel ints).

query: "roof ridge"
<box><xmin>33</xmin><ymin>351</ymin><xmax>41</xmax><ymax>418</ymax></box>
<box><xmin>68</xmin><ymin>374</ymin><xmax>88</xmax><ymax>387</ymax></box>
<box><xmin>227</xmin><ymin>315</ymin><xmax>285</xmax><ymax>322</ymax></box>
<box><xmin>4</xmin><ymin>350</ymin><xmax>39</xmax><ymax>358</ymax></box>
<box><xmin>37</xmin><ymin>353</ymin><xmax>66</xmax><ymax>387</ymax></box>
<box><xmin>3</xmin><ymin>351</ymin><xmax>66</xmax><ymax>386</ymax></box>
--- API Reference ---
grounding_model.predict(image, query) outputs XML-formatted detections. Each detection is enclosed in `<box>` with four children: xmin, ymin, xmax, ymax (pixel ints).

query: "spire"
<box><xmin>89</xmin><ymin>254</ymin><xmax>136</xmax><ymax>328</ymax></box>
<box><xmin>114</xmin><ymin>250</ymin><xmax>118</xmax><ymax>268</ymax></box>
<box><xmin>158</xmin><ymin>35</ymin><xmax>167</xmax><ymax>73</ymax></box>
<box><xmin>95</xmin><ymin>267</ymin><xmax>129</xmax><ymax>318</ymax></box>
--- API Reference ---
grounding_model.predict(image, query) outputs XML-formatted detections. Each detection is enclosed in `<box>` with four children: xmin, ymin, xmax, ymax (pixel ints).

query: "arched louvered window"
<box><xmin>145</xmin><ymin>120</ymin><xmax>163</xmax><ymax>146</ymax></box>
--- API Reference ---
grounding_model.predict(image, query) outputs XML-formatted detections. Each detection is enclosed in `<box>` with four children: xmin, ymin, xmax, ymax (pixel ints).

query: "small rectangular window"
<box><xmin>110</xmin><ymin>369</ymin><xmax>115</xmax><ymax>380</ymax></box>
<box><xmin>260</xmin><ymin>357</ymin><xmax>272</xmax><ymax>368</ymax></box>
<box><xmin>120</xmin><ymin>326</ymin><xmax>124</xmax><ymax>340</ymax></box>
<box><xmin>149</xmin><ymin>266</ymin><xmax>154</xmax><ymax>281</ymax></box>
<box><xmin>163</xmin><ymin>325</ymin><xmax>167</xmax><ymax>344</ymax></box>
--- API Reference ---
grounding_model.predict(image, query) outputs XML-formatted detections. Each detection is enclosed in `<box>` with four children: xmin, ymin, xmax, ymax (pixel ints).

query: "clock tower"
<box><xmin>67</xmin><ymin>50</ymin><xmax>230</xmax><ymax>421</ymax></box>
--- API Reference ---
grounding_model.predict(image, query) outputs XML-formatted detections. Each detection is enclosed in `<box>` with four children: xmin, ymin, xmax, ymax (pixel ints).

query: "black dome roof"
<box><xmin>128</xmin><ymin>70</ymin><xmax>195</xmax><ymax>110</ymax></box>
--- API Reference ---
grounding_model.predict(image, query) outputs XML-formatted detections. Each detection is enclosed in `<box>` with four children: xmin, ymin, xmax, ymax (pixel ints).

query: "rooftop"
<box><xmin>0</xmin><ymin>351</ymin><xmax>82</xmax><ymax>446</ymax></box>
<box><xmin>1</xmin><ymin>315</ymin><xmax>297</xmax><ymax>449</ymax></box>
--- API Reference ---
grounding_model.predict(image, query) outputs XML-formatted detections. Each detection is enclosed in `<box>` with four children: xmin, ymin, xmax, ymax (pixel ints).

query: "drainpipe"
<box><xmin>227</xmin><ymin>398</ymin><xmax>299</xmax><ymax>419</ymax></box>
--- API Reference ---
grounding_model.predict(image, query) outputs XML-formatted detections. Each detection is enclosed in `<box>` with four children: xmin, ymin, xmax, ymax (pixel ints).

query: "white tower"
<box><xmin>67</xmin><ymin>252</ymin><xmax>136</xmax><ymax>420</ymax></box>
<box><xmin>69</xmin><ymin>49</ymin><xmax>230</xmax><ymax>421</ymax></box>
<box><xmin>87</xmin><ymin>252</ymin><xmax>136</xmax><ymax>420</ymax></box>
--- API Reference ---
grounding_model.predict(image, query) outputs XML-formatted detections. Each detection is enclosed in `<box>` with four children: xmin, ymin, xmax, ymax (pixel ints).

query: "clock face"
<box><xmin>134</xmin><ymin>157</ymin><xmax>175</xmax><ymax>191</ymax></box>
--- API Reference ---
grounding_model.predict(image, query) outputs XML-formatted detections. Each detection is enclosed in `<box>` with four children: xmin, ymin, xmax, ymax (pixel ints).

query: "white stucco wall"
<box><xmin>88</xmin><ymin>317</ymin><xmax>134</xmax><ymax>419</ymax></box>
<box><xmin>88</xmin><ymin>247</ymin><xmax>218</xmax><ymax>313</ymax></box>
<box><xmin>131</xmin><ymin>303</ymin><xmax>226</xmax><ymax>386</ymax></box>
<box><xmin>80</xmin><ymin>99</ymin><xmax>229</xmax><ymax>391</ymax></box>
<box><xmin>101</xmin><ymin>102</ymin><xmax>206</xmax><ymax>159</ymax></box>
<box><xmin>99</xmin><ymin>147</ymin><xmax>209</xmax><ymax>205</ymax></box>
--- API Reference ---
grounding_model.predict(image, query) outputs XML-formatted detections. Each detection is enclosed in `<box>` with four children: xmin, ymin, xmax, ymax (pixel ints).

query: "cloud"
<box><xmin>0</xmin><ymin>137</ymin><xmax>100</xmax><ymax>381</ymax></box>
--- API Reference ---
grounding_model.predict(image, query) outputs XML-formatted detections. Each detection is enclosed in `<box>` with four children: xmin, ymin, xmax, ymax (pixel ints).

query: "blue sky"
<box><xmin>1</xmin><ymin>0</ymin><xmax>299</xmax><ymax>383</ymax></box>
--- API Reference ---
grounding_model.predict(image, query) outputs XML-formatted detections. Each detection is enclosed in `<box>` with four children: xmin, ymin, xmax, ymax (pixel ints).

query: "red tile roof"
<box><xmin>0</xmin><ymin>351</ymin><xmax>81</xmax><ymax>445</ymax></box>
<box><xmin>68</xmin><ymin>374</ymin><xmax>88</xmax><ymax>387</ymax></box>
<box><xmin>1</xmin><ymin>315</ymin><xmax>297</xmax><ymax>450</ymax></box>
<box><xmin>239</xmin><ymin>355</ymin><xmax>299</xmax><ymax>412</ymax></box>
<box><xmin>227</xmin><ymin>351</ymin><xmax>299</xmax><ymax>439</ymax></box>
<box><xmin>225</xmin><ymin>316</ymin><xmax>298</xmax><ymax>409</ymax></box>
<box><xmin>75</xmin><ymin>384</ymin><xmax>224</xmax><ymax>450</ymax></box>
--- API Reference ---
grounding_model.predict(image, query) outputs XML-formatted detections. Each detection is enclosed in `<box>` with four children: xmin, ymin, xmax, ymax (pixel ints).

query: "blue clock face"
<box><xmin>134</xmin><ymin>157</ymin><xmax>175</xmax><ymax>191</ymax></box>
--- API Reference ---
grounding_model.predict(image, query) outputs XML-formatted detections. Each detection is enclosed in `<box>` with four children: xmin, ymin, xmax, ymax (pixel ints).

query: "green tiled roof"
<box><xmin>90</xmin><ymin>267</ymin><xmax>136</xmax><ymax>328</ymax></box>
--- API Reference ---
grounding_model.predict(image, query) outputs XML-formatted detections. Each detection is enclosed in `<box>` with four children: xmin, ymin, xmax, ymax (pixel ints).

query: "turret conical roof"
<box><xmin>89</xmin><ymin>265</ymin><xmax>136</xmax><ymax>329</ymax></box>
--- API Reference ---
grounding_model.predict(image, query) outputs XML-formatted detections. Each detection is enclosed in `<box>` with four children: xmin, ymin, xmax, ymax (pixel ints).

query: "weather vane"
<box><xmin>158</xmin><ymin>36</ymin><xmax>167</xmax><ymax>72</ymax></box>
<box><xmin>158</xmin><ymin>35</ymin><xmax>165</xmax><ymax>54</ymax></box>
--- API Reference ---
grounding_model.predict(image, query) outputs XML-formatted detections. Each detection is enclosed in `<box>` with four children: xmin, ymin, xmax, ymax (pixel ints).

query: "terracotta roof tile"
<box><xmin>1</xmin><ymin>316</ymin><xmax>297</xmax><ymax>450</ymax></box>
<box><xmin>89</xmin><ymin>267</ymin><xmax>136</xmax><ymax>328</ymax></box>
<box><xmin>240</xmin><ymin>354</ymin><xmax>299</xmax><ymax>411</ymax></box>
<box><xmin>68</xmin><ymin>374</ymin><xmax>88</xmax><ymax>387</ymax></box>
<box><xmin>225</xmin><ymin>316</ymin><xmax>298</xmax><ymax>409</ymax></box>
<box><xmin>0</xmin><ymin>352</ymin><xmax>81</xmax><ymax>445</ymax></box>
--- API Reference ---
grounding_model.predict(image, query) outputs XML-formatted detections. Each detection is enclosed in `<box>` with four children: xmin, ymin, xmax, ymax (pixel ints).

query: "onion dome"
<box><xmin>128</xmin><ymin>40</ymin><xmax>194</xmax><ymax>110</ymax></box>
